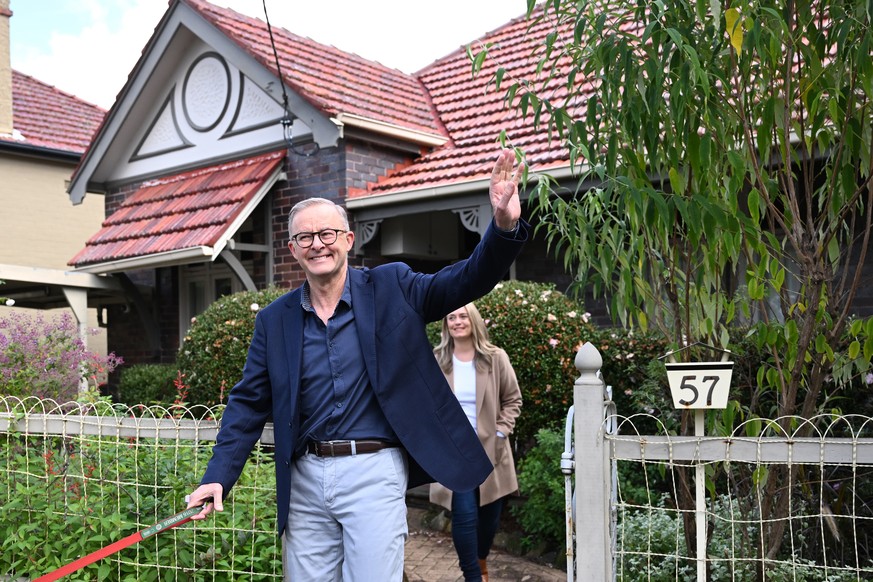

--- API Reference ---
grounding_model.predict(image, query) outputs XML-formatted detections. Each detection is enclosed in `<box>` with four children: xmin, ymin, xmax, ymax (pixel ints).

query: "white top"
<box><xmin>452</xmin><ymin>355</ymin><xmax>477</xmax><ymax>431</ymax></box>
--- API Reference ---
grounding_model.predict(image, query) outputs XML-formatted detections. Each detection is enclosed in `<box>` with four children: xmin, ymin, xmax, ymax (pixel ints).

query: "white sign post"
<box><xmin>663</xmin><ymin>349</ymin><xmax>733</xmax><ymax>582</ymax></box>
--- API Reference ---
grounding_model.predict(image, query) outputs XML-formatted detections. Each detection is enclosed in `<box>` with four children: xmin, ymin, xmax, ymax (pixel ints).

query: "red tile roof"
<box><xmin>69</xmin><ymin>150</ymin><xmax>285</xmax><ymax>270</ymax></box>
<box><xmin>1</xmin><ymin>70</ymin><xmax>106</xmax><ymax>154</ymax></box>
<box><xmin>185</xmin><ymin>0</ymin><xmax>577</xmax><ymax>199</ymax></box>
<box><xmin>184</xmin><ymin>0</ymin><xmax>443</xmax><ymax>137</ymax></box>
<box><xmin>385</xmin><ymin>10</ymin><xmax>579</xmax><ymax>197</ymax></box>
<box><xmin>71</xmin><ymin>2</ymin><xmax>578</xmax><ymax>270</ymax></box>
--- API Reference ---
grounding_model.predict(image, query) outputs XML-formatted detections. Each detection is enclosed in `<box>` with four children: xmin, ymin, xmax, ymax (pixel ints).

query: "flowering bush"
<box><xmin>176</xmin><ymin>286</ymin><xmax>287</xmax><ymax>406</ymax></box>
<box><xmin>0</xmin><ymin>310</ymin><xmax>123</xmax><ymax>401</ymax></box>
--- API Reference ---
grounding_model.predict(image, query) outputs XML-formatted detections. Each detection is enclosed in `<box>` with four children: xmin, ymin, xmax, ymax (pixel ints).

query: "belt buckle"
<box><xmin>325</xmin><ymin>439</ymin><xmax>347</xmax><ymax>457</ymax></box>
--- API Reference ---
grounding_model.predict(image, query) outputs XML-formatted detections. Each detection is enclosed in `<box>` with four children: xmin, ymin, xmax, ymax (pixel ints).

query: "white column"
<box><xmin>62</xmin><ymin>287</ymin><xmax>90</xmax><ymax>393</ymax></box>
<box><xmin>574</xmin><ymin>341</ymin><xmax>612</xmax><ymax>580</ymax></box>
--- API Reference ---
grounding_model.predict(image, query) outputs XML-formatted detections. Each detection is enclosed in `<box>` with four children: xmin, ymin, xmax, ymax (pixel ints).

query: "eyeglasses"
<box><xmin>291</xmin><ymin>228</ymin><xmax>347</xmax><ymax>248</ymax></box>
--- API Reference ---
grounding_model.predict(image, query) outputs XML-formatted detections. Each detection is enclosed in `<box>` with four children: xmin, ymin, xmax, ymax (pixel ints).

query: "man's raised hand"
<box><xmin>489</xmin><ymin>148</ymin><xmax>524</xmax><ymax>231</ymax></box>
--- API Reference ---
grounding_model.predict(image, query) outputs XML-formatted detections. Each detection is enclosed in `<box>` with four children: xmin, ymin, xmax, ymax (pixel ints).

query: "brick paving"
<box><xmin>403</xmin><ymin>506</ymin><xmax>567</xmax><ymax>582</ymax></box>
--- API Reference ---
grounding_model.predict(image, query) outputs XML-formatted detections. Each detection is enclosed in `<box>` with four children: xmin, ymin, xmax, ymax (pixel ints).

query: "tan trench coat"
<box><xmin>430</xmin><ymin>348</ymin><xmax>522</xmax><ymax>509</ymax></box>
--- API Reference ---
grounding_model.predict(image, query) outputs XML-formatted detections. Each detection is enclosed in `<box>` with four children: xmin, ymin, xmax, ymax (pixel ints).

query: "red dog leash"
<box><xmin>33</xmin><ymin>504</ymin><xmax>205</xmax><ymax>582</ymax></box>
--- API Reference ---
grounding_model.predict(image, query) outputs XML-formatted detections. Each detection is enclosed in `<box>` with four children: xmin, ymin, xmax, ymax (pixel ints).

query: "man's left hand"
<box><xmin>489</xmin><ymin>148</ymin><xmax>524</xmax><ymax>231</ymax></box>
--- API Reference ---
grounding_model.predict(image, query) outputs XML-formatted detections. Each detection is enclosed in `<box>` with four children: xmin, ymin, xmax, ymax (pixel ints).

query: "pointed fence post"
<box><xmin>574</xmin><ymin>341</ymin><xmax>612</xmax><ymax>580</ymax></box>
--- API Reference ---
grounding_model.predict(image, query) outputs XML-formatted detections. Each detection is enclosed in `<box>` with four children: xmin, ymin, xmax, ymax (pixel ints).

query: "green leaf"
<box><xmin>668</xmin><ymin>167</ymin><xmax>683</xmax><ymax>194</ymax></box>
<box><xmin>495</xmin><ymin>67</ymin><xmax>506</xmax><ymax>90</ymax></box>
<box><xmin>748</xmin><ymin>188</ymin><xmax>761</xmax><ymax>223</ymax></box>
<box><xmin>725</xmin><ymin>8</ymin><xmax>744</xmax><ymax>54</ymax></box>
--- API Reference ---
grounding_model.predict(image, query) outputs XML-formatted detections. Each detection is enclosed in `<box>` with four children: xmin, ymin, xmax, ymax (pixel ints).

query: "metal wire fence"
<box><xmin>0</xmin><ymin>396</ymin><xmax>282</xmax><ymax>581</ymax></box>
<box><xmin>6</xmin><ymin>384</ymin><xmax>873</xmax><ymax>581</ymax></box>
<box><xmin>607</xmin><ymin>412</ymin><xmax>873</xmax><ymax>581</ymax></box>
<box><xmin>566</xmin><ymin>343</ymin><xmax>873</xmax><ymax>581</ymax></box>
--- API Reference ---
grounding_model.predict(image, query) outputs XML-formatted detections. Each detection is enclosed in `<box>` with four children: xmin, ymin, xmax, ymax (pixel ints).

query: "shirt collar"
<box><xmin>301</xmin><ymin>270</ymin><xmax>352</xmax><ymax>312</ymax></box>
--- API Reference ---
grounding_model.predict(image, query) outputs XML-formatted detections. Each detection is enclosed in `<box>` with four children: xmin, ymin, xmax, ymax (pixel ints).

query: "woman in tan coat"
<box><xmin>430</xmin><ymin>302</ymin><xmax>522</xmax><ymax>582</ymax></box>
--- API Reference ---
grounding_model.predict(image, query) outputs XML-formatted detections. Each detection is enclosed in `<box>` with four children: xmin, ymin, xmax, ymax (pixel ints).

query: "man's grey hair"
<box><xmin>287</xmin><ymin>197</ymin><xmax>350</xmax><ymax>238</ymax></box>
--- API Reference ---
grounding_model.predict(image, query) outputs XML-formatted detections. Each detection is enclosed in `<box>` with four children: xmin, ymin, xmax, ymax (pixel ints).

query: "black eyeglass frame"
<box><xmin>290</xmin><ymin>228</ymin><xmax>348</xmax><ymax>248</ymax></box>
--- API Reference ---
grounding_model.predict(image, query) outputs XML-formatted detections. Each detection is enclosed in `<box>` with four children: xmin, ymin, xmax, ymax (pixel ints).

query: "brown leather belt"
<box><xmin>305</xmin><ymin>439</ymin><xmax>397</xmax><ymax>457</ymax></box>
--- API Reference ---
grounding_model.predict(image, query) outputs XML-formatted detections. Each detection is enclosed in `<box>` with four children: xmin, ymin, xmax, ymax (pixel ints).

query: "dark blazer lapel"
<box><xmin>281</xmin><ymin>290</ymin><xmax>304</xmax><ymax>408</ymax></box>
<box><xmin>349</xmin><ymin>269</ymin><xmax>378</xmax><ymax>386</ymax></box>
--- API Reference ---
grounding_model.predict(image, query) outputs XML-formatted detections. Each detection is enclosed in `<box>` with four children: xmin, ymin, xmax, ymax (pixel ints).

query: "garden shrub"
<box><xmin>510</xmin><ymin>427</ymin><xmax>566</xmax><ymax>553</ymax></box>
<box><xmin>616</xmin><ymin>494</ymin><xmax>861</xmax><ymax>581</ymax></box>
<box><xmin>0</xmin><ymin>428</ymin><xmax>280</xmax><ymax>580</ymax></box>
<box><xmin>117</xmin><ymin>363</ymin><xmax>179</xmax><ymax>406</ymax></box>
<box><xmin>177</xmin><ymin>286</ymin><xmax>287</xmax><ymax>406</ymax></box>
<box><xmin>0</xmin><ymin>310</ymin><xmax>123</xmax><ymax>402</ymax></box>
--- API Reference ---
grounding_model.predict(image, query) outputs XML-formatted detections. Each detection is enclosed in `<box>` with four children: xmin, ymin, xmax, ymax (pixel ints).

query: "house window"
<box><xmin>180</xmin><ymin>263</ymin><xmax>241</xmax><ymax>340</ymax></box>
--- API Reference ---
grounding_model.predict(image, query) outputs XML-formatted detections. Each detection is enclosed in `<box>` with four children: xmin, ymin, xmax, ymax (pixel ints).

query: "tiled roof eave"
<box><xmin>347</xmin><ymin>179</ymin><xmax>486</xmax><ymax>210</ymax></box>
<box><xmin>346</xmin><ymin>162</ymin><xmax>577</xmax><ymax>210</ymax></box>
<box><xmin>72</xmin><ymin>246</ymin><xmax>215</xmax><ymax>274</ymax></box>
<box><xmin>335</xmin><ymin>113</ymin><xmax>448</xmax><ymax>147</ymax></box>
<box><xmin>0</xmin><ymin>139</ymin><xmax>83</xmax><ymax>161</ymax></box>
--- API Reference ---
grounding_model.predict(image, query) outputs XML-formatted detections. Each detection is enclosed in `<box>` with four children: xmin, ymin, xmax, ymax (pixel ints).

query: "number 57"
<box><xmin>678</xmin><ymin>375</ymin><xmax>720</xmax><ymax>407</ymax></box>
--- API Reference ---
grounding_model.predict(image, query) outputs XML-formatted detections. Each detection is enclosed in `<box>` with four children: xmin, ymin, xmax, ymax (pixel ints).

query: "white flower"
<box><xmin>866</xmin><ymin>373</ymin><xmax>873</xmax><ymax>385</ymax></box>
<box><xmin>494</xmin><ymin>283</ymin><xmax>504</xmax><ymax>289</ymax></box>
<box><xmin>191</xmin><ymin>317</ymin><xmax>197</xmax><ymax>324</ymax></box>
<box><xmin>250</xmin><ymin>303</ymin><xmax>260</xmax><ymax>312</ymax></box>
<box><xmin>549</xmin><ymin>338</ymin><xmax>559</xmax><ymax>347</ymax></box>
<box><xmin>522</xmin><ymin>300</ymin><xmax>528</xmax><ymax>305</ymax></box>
<box><xmin>547</xmin><ymin>313</ymin><xmax>557</xmax><ymax>322</ymax></box>
<box><xmin>4</xmin><ymin>299</ymin><xmax>14</xmax><ymax>306</ymax></box>
<box><xmin>582</xmin><ymin>312</ymin><xmax>591</xmax><ymax>323</ymax></box>
<box><xmin>568</xmin><ymin>311</ymin><xmax>577</xmax><ymax>318</ymax></box>
<box><xmin>514</xmin><ymin>289</ymin><xmax>523</xmax><ymax>296</ymax></box>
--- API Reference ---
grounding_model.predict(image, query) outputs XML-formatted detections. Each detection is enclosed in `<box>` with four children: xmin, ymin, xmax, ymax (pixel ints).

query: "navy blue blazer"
<box><xmin>200</xmin><ymin>219</ymin><xmax>527</xmax><ymax>534</ymax></box>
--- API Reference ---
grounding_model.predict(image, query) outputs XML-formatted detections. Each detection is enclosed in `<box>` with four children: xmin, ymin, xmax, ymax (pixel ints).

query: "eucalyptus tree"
<box><xmin>475</xmin><ymin>0</ymin><xmax>872</xmax><ymax>573</ymax></box>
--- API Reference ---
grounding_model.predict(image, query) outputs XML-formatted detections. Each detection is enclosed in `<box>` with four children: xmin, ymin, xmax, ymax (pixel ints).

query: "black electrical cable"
<box><xmin>262</xmin><ymin>0</ymin><xmax>319</xmax><ymax>157</ymax></box>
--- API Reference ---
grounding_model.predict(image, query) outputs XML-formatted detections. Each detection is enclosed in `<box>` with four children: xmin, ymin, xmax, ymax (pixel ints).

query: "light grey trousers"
<box><xmin>283</xmin><ymin>447</ymin><xmax>409</xmax><ymax>581</ymax></box>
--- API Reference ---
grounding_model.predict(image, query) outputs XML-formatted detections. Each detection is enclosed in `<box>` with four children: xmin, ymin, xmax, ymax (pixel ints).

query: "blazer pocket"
<box><xmin>495</xmin><ymin>435</ymin><xmax>508</xmax><ymax>465</ymax></box>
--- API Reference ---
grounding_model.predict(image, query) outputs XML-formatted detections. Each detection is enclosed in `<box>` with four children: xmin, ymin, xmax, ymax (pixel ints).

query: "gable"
<box><xmin>67</xmin><ymin>0</ymin><xmax>340</xmax><ymax>205</ymax></box>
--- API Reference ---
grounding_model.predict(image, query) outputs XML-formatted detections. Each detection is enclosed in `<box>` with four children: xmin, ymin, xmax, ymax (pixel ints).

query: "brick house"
<box><xmin>63</xmin><ymin>0</ymin><xmax>583</xmax><ymax>369</ymax></box>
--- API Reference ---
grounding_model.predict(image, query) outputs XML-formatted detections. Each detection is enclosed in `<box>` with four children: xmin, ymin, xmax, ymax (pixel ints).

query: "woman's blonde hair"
<box><xmin>433</xmin><ymin>302</ymin><xmax>500</xmax><ymax>373</ymax></box>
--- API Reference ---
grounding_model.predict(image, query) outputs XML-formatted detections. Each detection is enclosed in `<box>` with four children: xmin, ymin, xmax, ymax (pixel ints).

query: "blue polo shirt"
<box><xmin>295</xmin><ymin>271</ymin><xmax>397</xmax><ymax>454</ymax></box>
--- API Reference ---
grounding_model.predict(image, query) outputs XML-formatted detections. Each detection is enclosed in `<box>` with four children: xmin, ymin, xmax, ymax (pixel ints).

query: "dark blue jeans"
<box><xmin>451</xmin><ymin>489</ymin><xmax>505</xmax><ymax>582</ymax></box>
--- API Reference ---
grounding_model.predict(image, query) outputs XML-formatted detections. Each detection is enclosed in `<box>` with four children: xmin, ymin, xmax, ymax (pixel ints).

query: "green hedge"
<box><xmin>177</xmin><ymin>286</ymin><xmax>287</xmax><ymax>407</ymax></box>
<box><xmin>116</xmin><ymin>363</ymin><xmax>179</xmax><ymax>406</ymax></box>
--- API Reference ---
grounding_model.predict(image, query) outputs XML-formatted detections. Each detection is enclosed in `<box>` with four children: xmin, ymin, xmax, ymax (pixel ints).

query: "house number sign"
<box><xmin>665</xmin><ymin>362</ymin><xmax>734</xmax><ymax>409</ymax></box>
